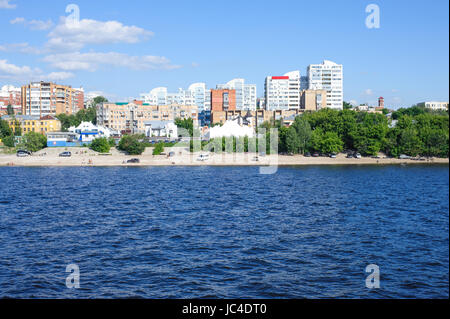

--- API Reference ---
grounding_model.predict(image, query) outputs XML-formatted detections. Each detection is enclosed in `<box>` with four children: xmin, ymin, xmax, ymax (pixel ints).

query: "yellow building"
<box><xmin>2</xmin><ymin>115</ymin><xmax>61</xmax><ymax>134</ymax></box>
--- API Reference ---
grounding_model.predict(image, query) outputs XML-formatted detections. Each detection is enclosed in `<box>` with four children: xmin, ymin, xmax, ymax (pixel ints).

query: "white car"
<box><xmin>197</xmin><ymin>154</ymin><xmax>209</xmax><ymax>161</ymax></box>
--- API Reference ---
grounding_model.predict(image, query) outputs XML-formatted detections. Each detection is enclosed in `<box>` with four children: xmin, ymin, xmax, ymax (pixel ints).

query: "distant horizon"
<box><xmin>1</xmin><ymin>0</ymin><xmax>448</xmax><ymax>108</ymax></box>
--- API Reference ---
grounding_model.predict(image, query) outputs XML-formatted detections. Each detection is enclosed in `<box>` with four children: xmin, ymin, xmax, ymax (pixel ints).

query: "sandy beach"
<box><xmin>0</xmin><ymin>147</ymin><xmax>448</xmax><ymax>167</ymax></box>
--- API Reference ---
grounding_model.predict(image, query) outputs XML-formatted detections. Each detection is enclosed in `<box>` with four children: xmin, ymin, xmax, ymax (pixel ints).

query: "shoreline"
<box><xmin>1</xmin><ymin>148</ymin><xmax>448</xmax><ymax>167</ymax></box>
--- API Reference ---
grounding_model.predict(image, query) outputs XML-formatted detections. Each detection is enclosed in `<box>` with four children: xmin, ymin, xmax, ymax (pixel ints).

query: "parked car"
<box><xmin>346</xmin><ymin>153</ymin><xmax>354</xmax><ymax>159</ymax></box>
<box><xmin>127</xmin><ymin>158</ymin><xmax>140</xmax><ymax>163</ymax></box>
<box><xmin>399</xmin><ymin>154</ymin><xmax>411</xmax><ymax>160</ymax></box>
<box><xmin>16</xmin><ymin>150</ymin><xmax>31</xmax><ymax>157</ymax></box>
<box><xmin>330</xmin><ymin>153</ymin><xmax>337</xmax><ymax>158</ymax></box>
<box><xmin>197</xmin><ymin>154</ymin><xmax>209</xmax><ymax>161</ymax></box>
<box><xmin>304</xmin><ymin>152</ymin><xmax>311</xmax><ymax>157</ymax></box>
<box><xmin>312</xmin><ymin>152</ymin><xmax>320</xmax><ymax>157</ymax></box>
<box><xmin>59</xmin><ymin>152</ymin><xmax>72</xmax><ymax>157</ymax></box>
<box><xmin>354</xmin><ymin>153</ymin><xmax>362</xmax><ymax>159</ymax></box>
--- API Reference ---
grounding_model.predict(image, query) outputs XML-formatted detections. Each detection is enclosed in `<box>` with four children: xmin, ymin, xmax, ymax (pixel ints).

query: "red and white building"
<box><xmin>0</xmin><ymin>85</ymin><xmax>22</xmax><ymax>115</ymax></box>
<box><xmin>264</xmin><ymin>71</ymin><xmax>301</xmax><ymax>110</ymax></box>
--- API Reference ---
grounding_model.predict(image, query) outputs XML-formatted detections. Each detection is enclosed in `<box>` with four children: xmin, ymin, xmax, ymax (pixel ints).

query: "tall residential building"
<box><xmin>216</xmin><ymin>78</ymin><xmax>257</xmax><ymax>110</ymax></box>
<box><xmin>264</xmin><ymin>71</ymin><xmax>301</xmax><ymax>110</ymax></box>
<box><xmin>96</xmin><ymin>102</ymin><xmax>198</xmax><ymax>134</ymax></box>
<box><xmin>21</xmin><ymin>81</ymin><xmax>84</xmax><ymax>117</ymax></box>
<box><xmin>140</xmin><ymin>83</ymin><xmax>211</xmax><ymax>112</ymax></box>
<box><xmin>211</xmin><ymin>89</ymin><xmax>236</xmax><ymax>112</ymax></box>
<box><xmin>300</xmin><ymin>89</ymin><xmax>327</xmax><ymax>111</ymax></box>
<box><xmin>307</xmin><ymin>60</ymin><xmax>343</xmax><ymax>110</ymax></box>
<box><xmin>0</xmin><ymin>85</ymin><xmax>22</xmax><ymax>115</ymax></box>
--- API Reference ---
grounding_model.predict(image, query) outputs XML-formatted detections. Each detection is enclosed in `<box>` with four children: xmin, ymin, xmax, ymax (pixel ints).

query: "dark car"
<box><xmin>304</xmin><ymin>152</ymin><xmax>311</xmax><ymax>157</ymax></box>
<box><xmin>346</xmin><ymin>153</ymin><xmax>354</xmax><ymax>158</ymax></box>
<box><xmin>127</xmin><ymin>158</ymin><xmax>140</xmax><ymax>164</ymax></box>
<box><xmin>59</xmin><ymin>152</ymin><xmax>72</xmax><ymax>157</ymax></box>
<box><xmin>312</xmin><ymin>152</ymin><xmax>320</xmax><ymax>157</ymax></box>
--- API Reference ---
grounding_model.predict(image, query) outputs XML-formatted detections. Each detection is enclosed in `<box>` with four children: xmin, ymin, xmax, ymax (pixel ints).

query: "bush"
<box><xmin>118</xmin><ymin>135</ymin><xmax>146</xmax><ymax>155</ymax></box>
<box><xmin>2</xmin><ymin>135</ymin><xmax>15</xmax><ymax>147</ymax></box>
<box><xmin>152</xmin><ymin>142</ymin><xmax>164</xmax><ymax>155</ymax></box>
<box><xmin>90</xmin><ymin>137</ymin><xmax>111</xmax><ymax>153</ymax></box>
<box><xmin>20</xmin><ymin>132</ymin><xmax>47</xmax><ymax>152</ymax></box>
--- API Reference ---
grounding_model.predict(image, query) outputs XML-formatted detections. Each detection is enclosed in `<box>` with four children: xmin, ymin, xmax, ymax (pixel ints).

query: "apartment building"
<box><xmin>216</xmin><ymin>78</ymin><xmax>257</xmax><ymax>110</ymax></box>
<box><xmin>2</xmin><ymin>114</ymin><xmax>61</xmax><ymax>134</ymax></box>
<box><xmin>140</xmin><ymin>83</ymin><xmax>211</xmax><ymax>112</ymax></box>
<box><xmin>211</xmin><ymin>89</ymin><xmax>236</xmax><ymax>112</ymax></box>
<box><xmin>300</xmin><ymin>89</ymin><xmax>327</xmax><ymax>111</ymax></box>
<box><xmin>419</xmin><ymin>101</ymin><xmax>449</xmax><ymax>111</ymax></box>
<box><xmin>307</xmin><ymin>60</ymin><xmax>343</xmax><ymax>110</ymax></box>
<box><xmin>265</xmin><ymin>71</ymin><xmax>301</xmax><ymax>110</ymax></box>
<box><xmin>211</xmin><ymin>109</ymin><xmax>303</xmax><ymax>128</ymax></box>
<box><xmin>96</xmin><ymin>102</ymin><xmax>198</xmax><ymax>134</ymax></box>
<box><xmin>0</xmin><ymin>85</ymin><xmax>22</xmax><ymax>115</ymax></box>
<box><xmin>21</xmin><ymin>81</ymin><xmax>85</xmax><ymax>117</ymax></box>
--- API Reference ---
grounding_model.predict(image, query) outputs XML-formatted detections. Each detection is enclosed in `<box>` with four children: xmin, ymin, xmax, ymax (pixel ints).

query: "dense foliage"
<box><xmin>278</xmin><ymin>106</ymin><xmax>448</xmax><ymax>157</ymax></box>
<box><xmin>175</xmin><ymin>118</ymin><xmax>194</xmax><ymax>137</ymax></box>
<box><xmin>57</xmin><ymin>107</ymin><xmax>97</xmax><ymax>131</ymax></box>
<box><xmin>152</xmin><ymin>142</ymin><xmax>164</xmax><ymax>155</ymax></box>
<box><xmin>118</xmin><ymin>134</ymin><xmax>146</xmax><ymax>155</ymax></box>
<box><xmin>90</xmin><ymin>137</ymin><xmax>111</xmax><ymax>153</ymax></box>
<box><xmin>19</xmin><ymin>131</ymin><xmax>47</xmax><ymax>152</ymax></box>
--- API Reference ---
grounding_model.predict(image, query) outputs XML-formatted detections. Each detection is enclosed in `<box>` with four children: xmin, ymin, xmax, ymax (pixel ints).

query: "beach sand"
<box><xmin>1</xmin><ymin>147</ymin><xmax>448</xmax><ymax>167</ymax></box>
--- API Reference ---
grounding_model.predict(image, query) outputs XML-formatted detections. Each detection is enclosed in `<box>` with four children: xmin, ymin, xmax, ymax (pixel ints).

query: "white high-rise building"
<box><xmin>140</xmin><ymin>83</ymin><xmax>210</xmax><ymax>112</ymax></box>
<box><xmin>307</xmin><ymin>60</ymin><xmax>343</xmax><ymax>109</ymax></box>
<box><xmin>264</xmin><ymin>71</ymin><xmax>301</xmax><ymax>110</ymax></box>
<box><xmin>217</xmin><ymin>78</ymin><xmax>257</xmax><ymax>110</ymax></box>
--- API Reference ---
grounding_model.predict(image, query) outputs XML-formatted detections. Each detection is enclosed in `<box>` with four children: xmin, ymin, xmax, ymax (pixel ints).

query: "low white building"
<box><xmin>420</xmin><ymin>101</ymin><xmax>449</xmax><ymax>111</ymax></box>
<box><xmin>144</xmin><ymin>121</ymin><xmax>178</xmax><ymax>138</ymax></box>
<box><xmin>207</xmin><ymin>118</ymin><xmax>254</xmax><ymax>139</ymax></box>
<box><xmin>68</xmin><ymin>122</ymin><xmax>116</xmax><ymax>143</ymax></box>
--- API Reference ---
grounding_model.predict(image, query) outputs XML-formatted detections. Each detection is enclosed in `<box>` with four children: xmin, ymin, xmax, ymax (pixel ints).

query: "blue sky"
<box><xmin>0</xmin><ymin>0</ymin><xmax>448</xmax><ymax>108</ymax></box>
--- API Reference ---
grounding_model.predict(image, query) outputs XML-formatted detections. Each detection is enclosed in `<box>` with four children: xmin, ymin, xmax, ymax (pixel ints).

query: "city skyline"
<box><xmin>0</xmin><ymin>0</ymin><xmax>449</xmax><ymax>108</ymax></box>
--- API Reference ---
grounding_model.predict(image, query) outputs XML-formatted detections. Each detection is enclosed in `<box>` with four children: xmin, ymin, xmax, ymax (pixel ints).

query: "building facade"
<box><xmin>21</xmin><ymin>81</ymin><xmax>85</xmax><ymax>117</ymax></box>
<box><xmin>140</xmin><ymin>83</ymin><xmax>211</xmax><ymax>112</ymax></box>
<box><xmin>211</xmin><ymin>89</ymin><xmax>236</xmax><ymax>112</ymax></box>
<box><xmin>300</xmin><ymin>89</ymin><xmax>327</xmax><ymax>111</ymax></box>
<box><xmin>211</xmin><ymin>109</ymin><xmax>303</xmax><ymax>128</ymax></box>
<box><xmin>0</xmin><ymin>85</ymin><xmax>22</xmax><ymax>115</ymax></box>
<box><xmin>307</xmin><ymin>60</ymin><xmax>343</xmax><ymax>110</ymax></box>
<box><xmin>419</xmin><ymin>101</ymin><xmax>449</xmax><ymax>111</ymax></box>
<box><xmin>265</xmin><ymin>71</ymin><xmax>301</xmax><ymax>110</ymax></box>
<box><xmin>2</xmin><ymin>114</ymin><xmax>61</xmax><ymax>134</ymax></box>
<box><xmin>216</xmin><ymin>78</ymin><xmax>257</xmax><ymax>110</ymax></box>
<box><xmin>97</xmin><ymin>102</ymin><xmax>198</xmax><ymax>134</ymax></box>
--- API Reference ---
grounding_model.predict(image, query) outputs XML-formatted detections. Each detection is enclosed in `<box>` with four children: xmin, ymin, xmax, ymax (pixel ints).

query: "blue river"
<box><xmin>0</xmin><ymin>165</ymin><xmax>448</xmax><ymax>298</ymax></box>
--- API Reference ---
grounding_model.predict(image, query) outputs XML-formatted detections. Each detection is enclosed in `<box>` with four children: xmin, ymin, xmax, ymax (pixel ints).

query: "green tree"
<box><xmin>6</xmin><ymin>105</ymin><xmax>14</xmax><ymax>116</ymax></box>
<box><xmin>175</xmin><ymin>118</ymin><xmax>194</xmax><ymax>137</ymax></box>
<box><xmin>0</xmin><ymin>118</ymin><xmax>12</xmax><ymax>138</ymax></box>
<box><xmin>285</xmin><ymin>126</ymin><xmax>300</xmax><ymax>154</ymax></box>
<box><xmin>292</xmin><ymin>116</ymin><xmax>312</xmax><ymax>154</ymax></box>
<box><xmin>118</xmin><ymin>134</ymin><xmax>146</xmax><ymax>155</ymax></box>
<box><xmin>90</xmin><ymin>137</ymin><xmax>111</xmax><ymax>153</ymax></box>
<box><xmin>2</xmin><ymin>135</ymin><xmax>15</xmax><ymax>147</ymax></box>
<box><xmin>152</xmin><ymin>142</ymin><xmax>164</xmax><ymax>155</ymax></box>
<box><xmin>93</xmin><ymin>96</ymin><xmax>108</xmax><ymax>106</ymax></box>
<box><xmin>311</xmin><ymin>128</ymin><xmax>343</xmax><ymax>154</ymax></box>
<box><xmin>20</xmin><ymin>132</ymin><xmax>47</xmax><ymax>152</ymax></box>
<box><xmin>343</xmin><ymin>101</ymin><xmax>353</xmax><ymax>110</ymax></box>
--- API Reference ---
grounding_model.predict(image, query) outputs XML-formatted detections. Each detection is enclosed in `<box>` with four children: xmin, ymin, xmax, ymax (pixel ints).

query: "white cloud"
<box><xmin>45</xmin><ymin>71</ymin><xmax>74</xmax><ymax>81</ymax></box>
<box><xmin>0</xmin><ymin>59</ymin><xmax>73</xmax><ymax>82</ymax></box>
<box><xmin>0</xmin><ymin>0</ymin><xmax>16</xmax><ymax>9</ymax></box>
<box><xmin>43</xmin><ymin>52</ymin><xmax>181</xmax><ymax>71</ymax></box>
<box><xmin>10</xmin><ymin>17</ymin><xmax>53</xmax><ymax>30</ymax></box>
<box><xmin>191</xmin><ymin>62</ymin><xmax>200</xmax><ymax>68</ymax></box>
<box><xmin>364</xmin><ymin>89</ymin><xmax>374</xmax><ymax>96</ymax></box>
<box><xmin>0</xmin><ymin>59</ymin><xmax>38</xmax><ymax>75</ymax></box>
<box><xmin>46</xmin><ymin>17</ymin><xmax>154</xmax><ymax>51</ymax></box>
<box><xmin>0</xmin><ymin>42</ymin><xmax>43</xmax><ymax>54</ymax></box>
